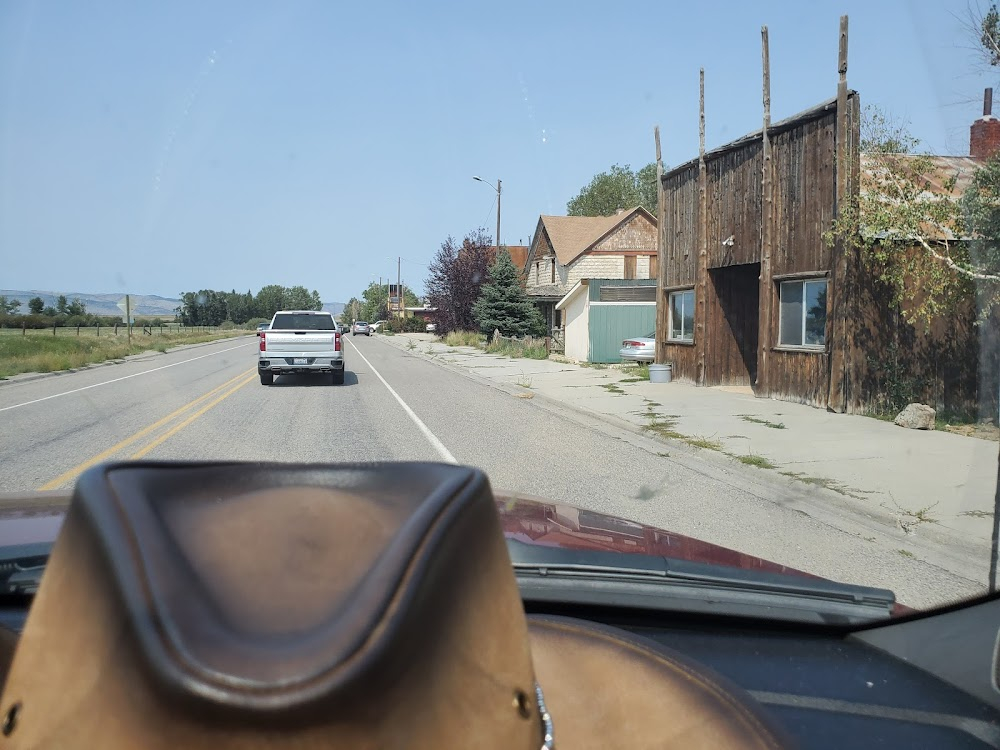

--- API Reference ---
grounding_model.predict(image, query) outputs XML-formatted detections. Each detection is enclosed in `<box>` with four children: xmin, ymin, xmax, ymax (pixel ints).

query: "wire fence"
<box><xmin>0</xmin><ymin>323</ymin><xmax>246</xmax><ymax>337</ymax></box>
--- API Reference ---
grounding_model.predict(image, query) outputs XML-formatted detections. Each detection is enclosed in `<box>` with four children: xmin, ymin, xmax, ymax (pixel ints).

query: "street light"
<box><xmin>473</xmin><ymin>176</ymin><xmax>501</xmax><ymax>255</ymax></box>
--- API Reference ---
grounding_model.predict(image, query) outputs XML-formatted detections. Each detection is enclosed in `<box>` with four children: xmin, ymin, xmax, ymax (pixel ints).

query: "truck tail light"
<box><xmin>335</xmin><ymin>332</ymin><xmax>341</xmax><ymax>352</ymax></box>
<box><xmin>259</xmin><ymin>332</ymin><xmax>266</xmax><ymax>352</ymax></box>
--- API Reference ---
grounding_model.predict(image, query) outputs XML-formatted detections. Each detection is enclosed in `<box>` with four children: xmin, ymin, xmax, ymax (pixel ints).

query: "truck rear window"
<box><xmin>270</xmin><ymin>314</ymin><xmax>336</xmax><ymax>330</ymax></box>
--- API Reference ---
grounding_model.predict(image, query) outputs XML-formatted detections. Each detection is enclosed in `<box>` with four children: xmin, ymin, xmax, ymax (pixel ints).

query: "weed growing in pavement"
<box><xmin>580</xmin><ymin>362</ymin><xmax>607</xmax><ymax>370</ymax></box>
<box><xmin>685</xmin><ymin>437</ymin><xmax>723</xmax><ymax>451</ymax></box>
<box><xmin>515</xmin><ymin>375</ymin><xmax>533</xmax><ymax>388</ymax></box>
<box><xmin>739</xmin><ymin>415</ymin><xmax>786</xmax><ymax>429</ymax></box>
<box><xmin>619</xmin><ymin>377</ymin><xmax>642</xmax><ymax>384</ymax></box>
<box><xmin>407</xmin><ymin>340</ymin><xmax>417</xmax><ymax>350</ymax></box>
<box><xmin>601</xmin><ymin>383</ymin><xmax>625</xmax><ymax>395</ymax></box>
<box><xmin>897</xmin><ymin>549</ymin><xmax>915</xmax><ymax>558</ymax></box>
<box><xmin>656</xmin><ymin>451</ymin><xmax>671</xmax><ymax>458</ymax></box>
<box><xmin>733</xmin><ymin>453</ymin><xmax>776</xmax><ymax>469</ymax></box>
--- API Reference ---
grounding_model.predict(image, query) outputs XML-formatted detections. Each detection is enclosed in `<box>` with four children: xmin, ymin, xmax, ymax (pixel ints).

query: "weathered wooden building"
<box><xmin>655</xmin><ymin>81</ymin><xmax>999</xmax><ymax>419</ymax></box>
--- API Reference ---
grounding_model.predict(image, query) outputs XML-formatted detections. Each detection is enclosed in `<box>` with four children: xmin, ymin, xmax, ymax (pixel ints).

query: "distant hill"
<box><xmin>322</xmin><ymin>302</ymin><xmax>345</xmax><ymax>316</ymax></box>
<box><xmin>0</xmin><ymin>290</ymin><xmax>181</xmax><ymax>317</ymax></box>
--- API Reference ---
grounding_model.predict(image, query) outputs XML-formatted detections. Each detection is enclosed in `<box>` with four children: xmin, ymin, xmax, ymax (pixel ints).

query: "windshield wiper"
<box><xmin>507</xmin><ymin>540</ymin><xmax>896</xmax><ymax>626</ymax></box>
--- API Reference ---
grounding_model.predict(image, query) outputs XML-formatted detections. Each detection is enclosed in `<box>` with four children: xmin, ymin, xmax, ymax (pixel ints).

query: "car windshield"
<box><xmin>1</xmin><ymin>1</ymin><xmax>999</xmax><ymax>626</ymax></box>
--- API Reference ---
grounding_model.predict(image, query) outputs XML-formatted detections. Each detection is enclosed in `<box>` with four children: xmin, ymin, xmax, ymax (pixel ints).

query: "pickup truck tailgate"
<box><xmin>265</xmin><ymin>331</ymin><xmax>338</xmax><ymax>353</ymax></box>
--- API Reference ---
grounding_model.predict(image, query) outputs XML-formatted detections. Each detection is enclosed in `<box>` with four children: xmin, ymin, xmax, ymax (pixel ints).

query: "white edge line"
<box><xmin>346</xmin><ymin>339</ymin><xmax>457</xmax><ymax>464</ymax></box>
<box><xmin>0</xmin><ymin>341</ymin><xmax>251</xmax><ymax>413</ymax></box>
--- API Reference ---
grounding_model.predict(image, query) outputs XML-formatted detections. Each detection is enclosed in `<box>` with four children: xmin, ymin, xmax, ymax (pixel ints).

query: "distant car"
<box><xmin>256</xmin><ymin>322</ymin><xmax>269</xmax><ymax>336</ymax></box>
<box><xmin>425</xmin><ymin>322</ymin><xmax>437</xmax><ymax>333</ymax></box>
<box><xmin>353</xmin><ymin>321</ymin><xmax>371</xmax><ymax>336</ymax></box>
<box><xmin>619</xmin><ymin>332</ymin><xmax>655</xmax><ymax>362</ymax></box>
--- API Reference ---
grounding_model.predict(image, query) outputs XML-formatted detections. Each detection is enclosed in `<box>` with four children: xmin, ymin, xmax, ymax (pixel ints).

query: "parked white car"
<box><xmin>619</xmin><ymin>332</ymin><xmax>655</xmax><ymax>362</ymax></box>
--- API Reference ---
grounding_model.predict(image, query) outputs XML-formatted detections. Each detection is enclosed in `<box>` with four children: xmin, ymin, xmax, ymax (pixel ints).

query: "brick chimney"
<box><xmin>970</xmin><ymin>87</ymin><xmax>1000</xmax><ymax>160</ymax></box>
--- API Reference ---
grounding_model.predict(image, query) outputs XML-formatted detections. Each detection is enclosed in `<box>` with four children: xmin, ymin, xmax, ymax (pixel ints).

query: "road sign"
<box><xmin>116</xmin><ymin>298</ymin><xmax>128</xmax><ymax>315</ymax></box>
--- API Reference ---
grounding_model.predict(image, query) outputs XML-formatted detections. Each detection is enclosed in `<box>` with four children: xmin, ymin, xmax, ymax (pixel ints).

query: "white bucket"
<box><xmin>649</xmin><ymin>363</ymin><xmax>672</xmax><ymax>384</ymax></box>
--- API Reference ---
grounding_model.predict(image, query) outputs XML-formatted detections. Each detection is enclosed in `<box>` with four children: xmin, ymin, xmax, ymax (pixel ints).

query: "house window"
<box><xmin>535</xmin><ymin>262</ymin><xmax>540</xmax><ymax>284</ymax></box>
<box><xmin>551</xmin><ymin>258</ymin><xmax>556</xmax><ymax>283</ymax></box>
<box><xmin>668</xmin><ymin>289</ymin><xmax>694</xmax><ymax>342</ymax></box>
<box><xmin>779</xmin><ymin>279</ymin><xmax>827</xmax><ymax>347</ymax></box>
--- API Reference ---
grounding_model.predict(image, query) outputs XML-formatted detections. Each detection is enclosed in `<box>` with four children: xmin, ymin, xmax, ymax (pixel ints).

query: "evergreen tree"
<box><xmin>472</xmin><ymin>248</ymin><xmax>546</xmax><ymax>337</ymax></box>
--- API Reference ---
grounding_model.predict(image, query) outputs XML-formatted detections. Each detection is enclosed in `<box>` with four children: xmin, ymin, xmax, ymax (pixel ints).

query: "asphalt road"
<box><xmin>0</xmin><ymin>334</ymin><xmax>988</xmax><ymax>610</ymax></box>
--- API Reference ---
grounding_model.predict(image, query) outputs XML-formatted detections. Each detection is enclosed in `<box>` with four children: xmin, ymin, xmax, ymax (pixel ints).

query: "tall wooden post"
<box><xmin>827</xmin><ymin>15</ymin><xmax>851</xmax><ymax>412</ymax></box>
<box><xmin>654</xmin><ymin>126</ymin><xmax>667</xmax><ymax>364</ymax></box>
<box><xmin>695</xmin><ymin>68</ymin><xmax>708</xmax><ymax>386</ymax></box>
<box><xmin>757</xmin><ymin>26</ymin><xmax>774</xmax><ymax>395</ymax></box>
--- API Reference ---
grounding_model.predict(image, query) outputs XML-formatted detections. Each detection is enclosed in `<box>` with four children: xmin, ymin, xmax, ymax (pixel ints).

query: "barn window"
<box><xmin>668</xmin><ymin>289</ymin><xmax>694</xmax><ymax>342</ymax></box>
<box><xmin>779</xmin><ymin>279</ymin><xmax>827</xmax><ymax>347</ymax></box>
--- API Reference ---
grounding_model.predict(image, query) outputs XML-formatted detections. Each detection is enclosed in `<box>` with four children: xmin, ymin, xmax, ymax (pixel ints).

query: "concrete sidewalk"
<box><xmin>381</xmin><ymin>332</ymin><xmax>998</xmax><ymax>548</ymax></box>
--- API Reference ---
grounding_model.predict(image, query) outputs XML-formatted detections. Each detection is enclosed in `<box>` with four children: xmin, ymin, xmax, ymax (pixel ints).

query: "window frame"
<box><xmin>777</xmin><ymin>278</ymin><xmax>828</xmax><ymax>350</ymax></box>
<box><xmin>667</xmin><ymin>288</ymin><xmax>695</xmax><ymax>343</ymax></box>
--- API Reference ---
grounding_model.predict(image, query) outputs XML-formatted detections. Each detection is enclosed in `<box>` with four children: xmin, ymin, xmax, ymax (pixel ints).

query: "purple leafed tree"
<box><xmin>426</xmin><ymin>228</ymin><xmax>493</xmax><ymax>334</ymax></box>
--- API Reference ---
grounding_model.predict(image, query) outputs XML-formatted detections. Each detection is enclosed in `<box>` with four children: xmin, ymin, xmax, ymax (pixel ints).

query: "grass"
<box><xmin>443</xmin><ymin>330</ymin><xmax>485</xmax><ymax>348</ymax></box>
<box><xmin>619</xmin><ymin>377</ymin><xmax>643</xmax><ymax>384</ymax></box>
<box><xmin>601</xmin><ymin>383</ymin><xmax>625</xmax><ymax>395</ymax></box>
<box><xmin>484</xmin><ymin>340</ymin><xmax>548</xmax><ymax>359</ymax></box>
<box><xmin>686</xmin><ymin>437</ymin><xmax>724</xmax><ymax>451</ymax></box>
<box><xmin>515</xmin><ymin>375</ymin><xmax>533</xmax><ymax>389</ymax></box>
<box><xmin>739</xmin><ymin>415</ymin><xmax>786</xmax><ymax>429</ymax></box>
<box><xmin>897</xmin><ymin>549</ymin><xmax>915</xmax><ymax>558</ymax></box>
<box><xmin>580</xmin><ymin>362</ymin><xmax>608</xmax><ymax>370</ymax></box>
<box><xmin>0</xmin><ymin>331</ymin><xmax>245</xmax><ymax>378</ymax></box>
<box><xmin>407</xmin><ymin>339</ymin><xmax>417</xmax><ymax>350</ymax></box>
<box><xmin>734</xmin><ymin>453</ymin><xmax>777</xmax><ymax>469</ymax></box>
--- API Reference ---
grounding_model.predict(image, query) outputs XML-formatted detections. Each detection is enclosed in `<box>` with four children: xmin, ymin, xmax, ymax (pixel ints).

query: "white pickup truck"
<box><xmin>258</xmin><ymin>310</ymin><xmax>345</xmax><ymax>385</ymax></box>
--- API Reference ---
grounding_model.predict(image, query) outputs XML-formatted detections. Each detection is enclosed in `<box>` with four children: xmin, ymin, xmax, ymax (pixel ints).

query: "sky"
<box><xmin>0</xmin><ymin>0</ymin><xmax>993</xmax><ymax>304</ymax></box>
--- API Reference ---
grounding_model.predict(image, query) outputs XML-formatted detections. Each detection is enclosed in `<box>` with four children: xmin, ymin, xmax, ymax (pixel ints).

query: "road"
<box><xmin>0</xmin><ymin>334</ymin><xmax>988</xmax><ymax>610</ymax></box>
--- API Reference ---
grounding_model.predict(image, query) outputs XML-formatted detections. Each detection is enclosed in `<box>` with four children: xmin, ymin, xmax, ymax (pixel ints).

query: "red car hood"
<box><xmin>495</xmin><ymin>492</ymin><xmax>821</xmax><ymax>579</ymax></box>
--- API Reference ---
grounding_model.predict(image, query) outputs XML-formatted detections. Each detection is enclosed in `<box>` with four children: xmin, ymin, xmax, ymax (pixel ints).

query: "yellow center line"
<box><xmin>130</xmin><ymin>372</ymin><xmax>257</xmax><ymax>459</ymax></box>
<box><xmin>37</xmin><ymin>368</ymin><xmax>254</xmax><ymax>491</ymax></box>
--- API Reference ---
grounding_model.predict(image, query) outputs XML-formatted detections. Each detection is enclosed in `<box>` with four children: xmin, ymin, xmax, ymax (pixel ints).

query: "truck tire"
<box><xmin>332</xmin><ymin>369</ymin><xmax>345</xmax><ymax>385</ymax></box>
<box><xmin>259</xmin><ymin>371</ymin><xmax>273</xmax><ymax>386</ymax></box>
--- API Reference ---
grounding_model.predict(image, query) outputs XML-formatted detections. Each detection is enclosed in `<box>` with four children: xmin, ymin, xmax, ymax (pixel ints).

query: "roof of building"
<box><xmin>500</xmin><ymin>245</ymin><xmax>530</xmax><ymax>271</ymax></box>
<box><xmin>525</xmin><ymin>284</ymin><xmax>567</xmax><ymax>300</ymax></box>
<box><xmin>534</xmin><ymin>206</ymin><xmax>657</xmax><ymax>266</ymax></box>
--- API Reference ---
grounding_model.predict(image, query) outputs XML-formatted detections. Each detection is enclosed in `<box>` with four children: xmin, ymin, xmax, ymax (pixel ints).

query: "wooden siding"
<box><xmin>661</xmin><ymin>342</ymin><xmax>698</xmax><ymax>382</ymax></box>
<box><xmin>591</xmin><ymin>213</ymin><xmax>657</xmax><ymax>253</ymax></box>
<box><xmin>706</xmin><ymin>144</ymin><xmax>763</xmax><ymax>268</ymax></box>
<box><xmin>661</xmin><ymin>167</ymin><xmax>699</xmax><ymax>283</ymax></box>
<box><xmin>765</xmin><ymin>350</ymin><xmax>831</xmax><ymax>405</ymax></box>
<box><xmin>770</xmin><ymin>114</ymin><xmax>837</xmax><ymax>276</ymax></box>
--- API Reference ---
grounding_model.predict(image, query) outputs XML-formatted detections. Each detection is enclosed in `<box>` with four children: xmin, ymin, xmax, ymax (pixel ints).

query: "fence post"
<box><xmin>22</xmin><ymin>321</ymin><xmax>26</xmax><ymax>336</ymax></box>
<box><xmin>77</xmin><ymin>325</ymin><xmax>80</xmax><ymax>336</ymax></box>
<box><xmin>115</xmin><ymin>323</ymin><xmax>119</xmax><ymax>336</ymax></box>
<box><xmin>97</xmin><ymin>324</ymin><xmax>100</xmax><ymax>337</ymax></box>
<box><xmin>53</xmin><ymin>321</ymin><xmax>57</xmax><ymax>336</ymax></box>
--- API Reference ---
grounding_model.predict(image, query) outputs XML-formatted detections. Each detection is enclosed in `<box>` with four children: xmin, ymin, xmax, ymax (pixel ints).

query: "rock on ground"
<box><xmin>895</xmin><ymin>403</ymin><xmax>936</xmax><ymax>430</ymax></box>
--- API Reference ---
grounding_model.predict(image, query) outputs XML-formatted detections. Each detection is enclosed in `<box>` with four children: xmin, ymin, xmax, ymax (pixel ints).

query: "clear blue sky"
<box><xmin>0</xmin><ymin>0</ymin><xmax>991</xmax><ymax>304</ymax></box>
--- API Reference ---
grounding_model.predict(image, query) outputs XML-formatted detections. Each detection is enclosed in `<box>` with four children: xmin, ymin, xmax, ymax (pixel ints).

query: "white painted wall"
<box><xmin>563</xmin><ymin>290</ymin><xmax>590</xmax><ymax>362</ymax></box>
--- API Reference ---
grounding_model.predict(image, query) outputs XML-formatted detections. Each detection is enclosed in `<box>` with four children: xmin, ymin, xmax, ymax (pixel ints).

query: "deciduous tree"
<box><xmin>567</xmin><ymin>163</ymin><xmax>657</xmax><ymax>216</ymax></box>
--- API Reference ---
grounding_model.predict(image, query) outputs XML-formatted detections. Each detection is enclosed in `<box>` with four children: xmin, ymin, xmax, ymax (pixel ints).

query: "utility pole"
<box><xmin>496</xmin><ymin>179</ymin><xmax>502</xmax><ymax>254</ymax></box>
<box><xmin>125</xmin><ymin>294</ymin><xmax>131</xmax><ymax>344</ymax></box>
<box><xmin>397</xmin><ymin>256</ymin><xmax>401</xmax><ymax>320</ymax></box>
